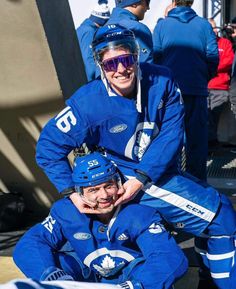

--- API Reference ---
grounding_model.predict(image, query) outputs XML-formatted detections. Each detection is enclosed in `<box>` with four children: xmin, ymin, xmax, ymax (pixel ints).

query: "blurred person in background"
<box><xmin>152</xmin><ymin>0</ymin><xmax>219</xmax><ymax>181</ymax></box>
<box><xmin>221</xmin><ymin>17</ymin><xmax>236</xmax><ymax>52</ymax></box>
<box><xmin>76</xmin><ymin>0</ymin><xmax>110</xmax><ymax>81</ymax></box>
<box><xmin>106</xmin><ymin>0</ymin><xmax>153</xmax><ymax>63</ymax></box>
<box><xmin>230</xmin><ymin>53</ymin><xmax>236</xmax><ymax>117</ymax></box>
<box><xmin>207</xmin><ymin>18</ymin><xmax>234</xmax><ymax>151</ymax></box>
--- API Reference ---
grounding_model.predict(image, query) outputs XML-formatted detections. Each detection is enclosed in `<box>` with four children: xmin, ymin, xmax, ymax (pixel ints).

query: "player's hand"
<box><xmin>114</xmin><ymin>178</ymin><xmax>143</xmax><ymax>206</ymax></box>
<box><xmin>70</xmin><ymin>192</ymin><xmax>102</xmax><ymax>214</ymax></box>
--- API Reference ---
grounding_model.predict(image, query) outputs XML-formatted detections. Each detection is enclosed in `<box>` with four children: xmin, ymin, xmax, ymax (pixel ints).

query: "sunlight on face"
<box><xmin>83</xmin><ymin>180</ymin><xmax>119</xmax><ymax>214</ymax></box>
<box><xmin>101</xmin><ymin>49</ymin><xmax>137</xmax><ymax>98</ymax></box>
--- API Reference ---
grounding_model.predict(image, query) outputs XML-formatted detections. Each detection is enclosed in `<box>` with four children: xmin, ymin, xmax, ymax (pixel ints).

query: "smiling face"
<box><xmin>82</xmin><ymin>180</ymin><xmax>119</xmax><ymax>215</ymax></box>
<box><xmin>101</xmin><ymin>48</ymin><xmax>138</xmax><ymax>98</ymax></box>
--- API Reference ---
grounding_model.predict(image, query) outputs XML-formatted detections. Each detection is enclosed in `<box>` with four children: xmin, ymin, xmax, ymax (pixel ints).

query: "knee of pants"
<box><xmin>194</xmin><ymin>237</ymin><xmax>209</xmax><ymax>269</ymax></box>
<box><xmin>206</xmin><ymin>195</ymin><xmax>236</xmax><ymax>236</ymax></box>
<box><xmin>195</xmin><ymin>235</ymin><xmax>236</xmax><ymax>271</ymax></box>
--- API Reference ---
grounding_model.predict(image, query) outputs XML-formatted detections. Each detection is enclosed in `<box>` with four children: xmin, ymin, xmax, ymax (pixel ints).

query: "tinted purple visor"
<box><xmin>101</xmin><ymin>54</ymin><xmax>137</xmax><ymax>72</ymax></box>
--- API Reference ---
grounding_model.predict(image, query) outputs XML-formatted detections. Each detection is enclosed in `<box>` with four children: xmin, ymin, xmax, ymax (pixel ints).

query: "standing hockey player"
<box><xmin>36</xmin><ymin>24</ymin><xmax>236</xmax><ymax>289</ymax></box>
<box><xmin>13</xmin><ymin>152</ymin><xmax>187</xmax><ymax>289</ymax></box>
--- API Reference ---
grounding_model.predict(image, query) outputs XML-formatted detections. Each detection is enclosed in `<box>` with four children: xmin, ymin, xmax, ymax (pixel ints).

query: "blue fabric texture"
<box><xmin>153</xmin><ymin>6</ymin><xmax>219</xmax><ymax>95</ymax></box>
<box><xmin>115</xmin><ymin>0</ymin><xmax>141</xmax><ymax>8</ymax></box>
<box><xmin>13</xmin><ymin>203</ymin><xmax>188</xmax><ymax>289</ymax></box>
<box><xmin>107</xmin><ymin>8</ymin><xmax>153</xmax><ymax>63</ymax></box>
<box><xmin>76</xmin><ymin>18</ymin><xmax>100</xmax><ymax>81</ymax></box>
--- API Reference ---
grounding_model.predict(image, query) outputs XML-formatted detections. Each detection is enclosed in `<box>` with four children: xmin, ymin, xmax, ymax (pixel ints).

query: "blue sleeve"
<box><xmin>152</xmin><ymin>21</ymin><xmax>163</xmax><ymax>63</ymax></box>
<box><xmin>135</xmin><ymin>25</ymin><xmax>153</xmax><ymax>63</ymax></box>
<box><xmin>205</xmin><ymin>22</ymin><xmax>219</xmax><ymax>80</ymax></box>
<box><xmin>230</xmin><ymin>54</ymin><xmax>236</xmax><ymax>110</ymax></box>
<box><xmin>120</xmin><ymin>19</ymin><xmax>153</xmax><ymax>63</ymax></box>
<box><xmin>76</xmin><ymin>26</ymin><xmax>98</xmax><ymax>81</ymax></box>
<box><xmin>36</xmin><ymin>99</ymin><xmax>90</xmax><ymax>193</ymax></box>
<box><xmin>13</xmin><ymin>209</ymin><xmax>66</xmax><ymax>279</ymax></box>
<box><xmin>136</xmin><ymin>75</ymin><xmax>184</xmax><ymax>182</ymax></box>
<box><xmin>135</xmin><ymin>214</ymin><xmax>188</xmax><ymax>288</ymax></box>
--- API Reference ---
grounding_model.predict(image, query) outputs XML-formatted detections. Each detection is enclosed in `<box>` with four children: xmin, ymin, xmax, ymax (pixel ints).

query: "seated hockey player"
<box><xmin>13</xmin><ymin>152</ymin><xmax>188</xmax><ymax>289</ymax></box>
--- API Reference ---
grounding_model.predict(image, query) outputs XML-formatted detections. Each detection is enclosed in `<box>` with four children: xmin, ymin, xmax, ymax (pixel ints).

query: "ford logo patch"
<box><xmin>109</xmin><ymin>124</ymin><xmax>127</xmax><ymax>133</ymax></box>
<box><xmin>73</xmin><ymin>232</ymin><xmax>92</xmax><ymax>240</ymax></box>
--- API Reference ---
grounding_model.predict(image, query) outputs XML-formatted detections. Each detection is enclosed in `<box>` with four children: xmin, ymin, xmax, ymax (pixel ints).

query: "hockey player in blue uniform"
<box><xmin>35</xmin><ymin>24</ymin><xmax>236</xmax><ymax>289</ymax></box>
<box><xmin>13</xmin><ymin>153</ymin><xmax>187</xmax><ymax>289</ymax></box>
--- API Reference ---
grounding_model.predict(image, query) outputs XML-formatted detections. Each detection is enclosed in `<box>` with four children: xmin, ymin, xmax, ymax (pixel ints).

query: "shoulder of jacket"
<box><xmin>70</xmin><ymin>80</ymin><xmax>103</xmax><ymax>101</ymax></box>
<box><xmin>141</xmin><ymin>62</ymin><xmax>172</xmax><ymax>78</ymax></box>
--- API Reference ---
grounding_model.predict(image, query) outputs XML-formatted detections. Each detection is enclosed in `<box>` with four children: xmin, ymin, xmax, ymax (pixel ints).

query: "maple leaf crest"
<box><xmin>134</xmin><ymin>132</ymin><xmax>151</xmax><ymax>160</ymax></box>
<box><xmin>93</xmin><ymin>255</ymin><xmax>125</xmax><ymax>277</ymax></box>
<box><xmin>93</xmin><ymin>255</ymin><xmax>115</xmax><ymax>277</ymax></box>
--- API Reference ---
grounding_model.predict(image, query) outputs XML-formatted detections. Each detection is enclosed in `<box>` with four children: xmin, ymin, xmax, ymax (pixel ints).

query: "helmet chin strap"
<box><xmin>99</xmin><ymin>64</ymin><xmax>117</xmax><ymax>97</ymax></box>
<box><xmin>135</xmin><ymin>63</ymin><xmax>142</xmax><ymax>113</ymax></box>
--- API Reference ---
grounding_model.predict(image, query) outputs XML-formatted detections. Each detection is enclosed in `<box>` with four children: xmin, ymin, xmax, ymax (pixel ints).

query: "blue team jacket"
<box><xmin>13</xmin><ymin>201</ymin><xmax>187</xmax><ymax>288</ymax></box>
<box><xmin>106</xmin><ymin>7</ymin><xmax>153</xmax><ymax>63</ymax></box>
<box><xmin>76</xmin><ymin>18</ymin><xmax>100</xmax><ymax>81</ymax></box>
<box><xmin>153</xmin><ymin>7</ymin><xmax>219</xmax><ymax>96</ymax></box>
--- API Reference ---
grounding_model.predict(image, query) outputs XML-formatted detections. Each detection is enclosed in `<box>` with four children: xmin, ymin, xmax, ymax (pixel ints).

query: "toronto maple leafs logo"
<box><xmin>134</xmin><ymin>131</ymin><xmax>151</xmax><ymax>160</ymax></box>
<box><xmin>93</xmin><ymin>255</ymin><xmax>125</xmax><ymax>277</ymax></box>
<box><xmin>125</xmin><ymin>122</ymin><xmax>159</xmax><ymax>161</ymax></box>
<box><xmin>148</xmin><ymin>222</ymin><xmax>165</xmax><ymax>234</ymax></box>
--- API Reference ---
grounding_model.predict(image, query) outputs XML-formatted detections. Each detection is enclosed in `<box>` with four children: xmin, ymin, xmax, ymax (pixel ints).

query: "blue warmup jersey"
<box><xmin>13</xmin><ymin>200</ymin><xmax>187</xmax><ymax>288</ymax></box>
<box><xmin>36</xmin><ymin>63</ymin><xmax>183</xmax><ymax>193</ymax></box>
<box><xmin>36</xmin><ymin>62</ymin><xmax>220</xmax><ymax>236</ymax></box>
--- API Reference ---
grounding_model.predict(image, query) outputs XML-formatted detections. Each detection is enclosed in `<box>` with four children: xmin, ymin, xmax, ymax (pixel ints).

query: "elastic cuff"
<box><xmin>135</xmin><ymin>170</ymin><xmax>151</xmax><ymax>186</ymax></box>
<box><xmin>61</xmin><ymin>187</ymin><xmax>75</xmax><ymax>196</ymax></box>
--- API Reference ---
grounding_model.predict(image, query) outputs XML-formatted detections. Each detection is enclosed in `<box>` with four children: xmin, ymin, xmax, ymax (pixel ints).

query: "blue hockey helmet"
<box><xmin>91</xmin><ymin>24</ymin><xmax>139</xmax><ymax>62</ymax></box>
<box><xmin>72</xmin><ymin>152</ymin><xmax>119</xmax><ymax>193</ymax></box>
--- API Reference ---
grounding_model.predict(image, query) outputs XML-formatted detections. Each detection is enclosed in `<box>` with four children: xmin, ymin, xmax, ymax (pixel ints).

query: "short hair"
<box><xmin>175</xmin><ymin>0</ymin><xmax>194</xmax><ymax>6</ymax></box>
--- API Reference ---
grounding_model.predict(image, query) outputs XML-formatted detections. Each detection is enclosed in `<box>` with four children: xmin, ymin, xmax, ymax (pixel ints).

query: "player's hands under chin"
<box><xmin>70</xmin><ymin>193</ymin><xmax>102</xmax><ymax>214</ymax></box>
<box><xmin>114</xmin><ymin>178</ymin><xmax>143</xmax><ymax>206</ymax></box>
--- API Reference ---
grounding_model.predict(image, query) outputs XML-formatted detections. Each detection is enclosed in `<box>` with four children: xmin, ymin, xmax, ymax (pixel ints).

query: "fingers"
<box><xmin>114</xmin><ymin>195</ymin><xmax>124</xmax><ymax>206</ymax></box>
<box><xmin>70</xmin><ymin>193</ymin><xmax>99</xmax><ymax>213</ymax></box>
<box><xmin>80</xmin><ymin>195</ymin><xmax>97</xmax><ymax>208</ymax></box>
<box><xmin>114</xmin><ymin>179</ymin><xmax>143</xmax><ymax>206</ymax></box>
<box><xmin>114</xmin><ymin>191</ymin><xmax>133</xmax><ymax>206</ymax></box>
<box><xmin>117</xmin><ymin>186</ymin><xmax>125</xmax><ymax>195</ymax></box>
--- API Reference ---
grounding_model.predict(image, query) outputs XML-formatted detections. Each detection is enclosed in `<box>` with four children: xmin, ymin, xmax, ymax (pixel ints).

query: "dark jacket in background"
<box><xmin>153</xmin><ymin>6</ymin><xmax>219</xmax><ymax>96</ymax></box>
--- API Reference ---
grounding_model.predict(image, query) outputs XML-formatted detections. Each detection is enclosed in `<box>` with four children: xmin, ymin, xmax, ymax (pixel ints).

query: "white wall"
<box><xmin>68</xmin><ymin>0</ymin><xmax>204</xmax><ymax>32</ymax></box>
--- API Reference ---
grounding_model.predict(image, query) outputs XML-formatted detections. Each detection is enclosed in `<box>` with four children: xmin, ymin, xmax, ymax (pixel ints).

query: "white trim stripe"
<box><xmin>200</xmin><ymin>233</ymin><xmax>232</xmax><ymax>239</ymax></box>
<box><xmin>107</xmin><ymin>205</ymin><xmax>121</xmax><ymax>241</ymax></box>
<box><xmin>145</xmin><ymin>184</ymin><xmax>215</xmax><ymax>222</ymax></box>
<box><xmin>83</xmin><ymin>248</ymin><xmax>135</xmax><ymax>267</ymax></box>
<box><xmin>211</xmin><ymin>272</ymin><xmax>230</xmax><ymax>279</ymax></box>
<box><xmin>210</xmin><ymin>235</ymin><xmax>231</xmax><ymax>239</ymax></box>
<box><xmin>127</xmin><ymin>281</ymin><xmax>134</xmax><ymax>289</ymax></box>
<box><xmin>206</xmin><ymin>251</ymin><xmax>235</xmax><ymax>261</ymax></box>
